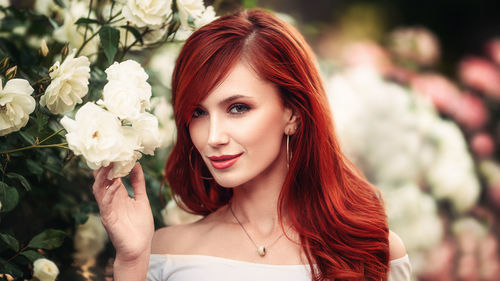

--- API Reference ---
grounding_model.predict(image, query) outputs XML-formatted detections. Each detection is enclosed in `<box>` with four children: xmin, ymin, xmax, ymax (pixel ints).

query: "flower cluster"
<box><xmin>61</xmin><ymin>60</ymin><xmax>161</xmax><ymax>179</ymax></box>
<box><xmin>325</xmin><ymin>67</ymin><xmax>480</xmax><ymax>273</ymax></box>
<box><xmin>0</xmin><ymin>79</ymin><xmax>35</xmax><ymax>136</ymax></box>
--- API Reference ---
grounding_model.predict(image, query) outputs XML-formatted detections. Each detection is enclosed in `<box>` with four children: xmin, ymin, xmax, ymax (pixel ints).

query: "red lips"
<box><xmin>208</xmin><ymin>153</ymin><xmax>243</xmax><ymax>169</ymax></box>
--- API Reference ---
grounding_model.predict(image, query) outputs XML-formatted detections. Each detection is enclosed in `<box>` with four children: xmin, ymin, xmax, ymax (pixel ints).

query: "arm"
<box><xmin>93</xmin><ymin>163</ymin><xmax>155</xmax><ymax>281</ymax></box>
<box><xmin>388</xmin><ymin>230</ymin><xmax>407</xmax><ymax>260</ymax></box>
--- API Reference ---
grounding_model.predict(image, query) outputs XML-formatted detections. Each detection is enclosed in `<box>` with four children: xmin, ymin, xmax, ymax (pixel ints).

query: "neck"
<box><xmin>228</xmin><ymin>147</ymin><xmax>289</xmax><ymax>236</ymax></box>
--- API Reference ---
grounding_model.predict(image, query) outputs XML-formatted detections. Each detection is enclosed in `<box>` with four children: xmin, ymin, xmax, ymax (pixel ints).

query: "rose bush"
<box><xmin>0</xmin><ymin>0</ymin><xmax>218</xmax><ymax>279</ymax></box>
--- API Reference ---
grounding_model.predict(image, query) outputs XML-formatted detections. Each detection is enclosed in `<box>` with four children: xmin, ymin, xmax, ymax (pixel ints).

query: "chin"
<box><xmin>211</xmin><ymin>173</ymin><xmax>249</xmax><ymax>189</ymax></box>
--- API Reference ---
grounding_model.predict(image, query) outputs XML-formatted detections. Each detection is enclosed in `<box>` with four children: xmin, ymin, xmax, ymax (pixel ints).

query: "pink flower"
<box><xmin>410</xmin><ymin>73</ymin><xmax>461</xmax><ymax>114</ymax></box>
<box><xmin>459</xmin><ymin>56</ymin><xmax>500</xmax><ymax>99</ymax></box>
<box><xmin>485</xmin><ymin>38</ymin><xmax>500</xmax><ymax>66</ymax></box>
<box><xmin>418</xmin><ymin>239</ymin><xmax>456</xmax><ymax>281</ymax></box>
<box><xmin>451</xmin><ymin>92</ymin><xmax>489</xmax><ymax>131</ymax></box>
<box><xmin>471</xmin><ymin>132</ymin><xmax>495</xmax><ymax>158</ymax></box>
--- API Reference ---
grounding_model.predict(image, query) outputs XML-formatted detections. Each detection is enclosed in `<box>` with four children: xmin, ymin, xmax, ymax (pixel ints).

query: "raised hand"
<box><xmin>92</xmin><ymin>162</ymin><xmax>154</xmax><ymax>274</ymax></box>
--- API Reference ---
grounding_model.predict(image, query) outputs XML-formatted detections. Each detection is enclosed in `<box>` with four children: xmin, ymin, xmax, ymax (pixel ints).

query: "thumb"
<box><xmin>130</xmin><ymin>162</ymin><xmax>147</xmax><ymax>200</ymax></box>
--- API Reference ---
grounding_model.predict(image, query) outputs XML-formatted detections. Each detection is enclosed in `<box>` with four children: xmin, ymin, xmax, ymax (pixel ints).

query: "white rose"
<box><xmin>176</xmin><ymin>0</ymin><xmax>205</xmax><ymax>29</ymax></box>
<box><xmin>131</xmin><ymin>113</ymin><xmax>161</xmax><ymax>155</ymax></box>
<box><xmin>161</xmin><ymin>199</ymin><xmax>202</xmax><ymax>226</ymax></box>
<box><xmin>99</xmin><ymin>60</ymin><xmax>152</xmax><ymax>121</ymax></box>
<box><xmin>151</xmin><ymin>96</ymin><xmax>176</xmax><ymax>148</ymax></box>
<box><xmin>73</xmin><ymin>214</ymin><xmax>108</xmax><ymax>264</ymax></box>
<box><xmin>122</xmin><ymin>0</ymin><xmax>172</xmax><ymax>28</ymax></box>
<box><xmin>53</xmin><ymin>1</ymin><xmax>99</xmax><ymax>58</ymax></box>
<box><xmin>40</xmin><ymin>50</ymin><xmax>90</xmax><ymax>114</ymax></box>
<box><xmin>60</xmin><ymin>103</ymin><xmax>139</xmax><ymax>170</ymax></box>
<box><xmin>0</xmin><ymin>0</ymin><xmax>8</xmax><ymax>20</ymax></box>
<box><xmin>149</xmin><ymin>43</ymin><xmax>182</xmax><ymax>88</ymax></box>
<box><xmin>33</xmin><ymin>258</ymin><xmax>59</xmax><ymax>281</ymax></box>
<box><xmin>194</xmin><ymin>6</ymin><xmax>217</xmax><ymax>29</ymax></box>
<box><xmin>0</xmin><ymin>79</ymin><xmax>35</xmax><ymax>136</ymax></box>
<box><xmin>34</xmin><ymin>0</ymin><xmax>66</xmax><ymax>20</ymax></box>
<box><xmin>110</xmin><ymin>150</ymin><xmax>142</xmax><ymax>179</ymax></box>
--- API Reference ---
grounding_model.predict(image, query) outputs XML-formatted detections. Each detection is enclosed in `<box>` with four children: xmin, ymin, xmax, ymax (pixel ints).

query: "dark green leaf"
<box><xmin>34</xmin><ymin>110</ymin><xmax>49</xmax><ymax>133</ymax></box>
<box><xmin>0</xmin><ymin>183</ymin><xmax>19</xmax><ymax>212</ymax></box>
<box><xmin>27</xmin><ymin>229</ymin><xmax>66</xmax><ymax>250</ymax></box>
<box><xmin>99</xmin><ymin>25</ymin><xmax>120</xmax><ymax>65</ymax></box>
<box><xmin>6</xmin><ymin>173</ymin><xmax>31</xmax><ymax>191</ymax></box>
<box><xmin>26</xmin><ymin>159</ymin><xmax>44</xmax><ymax>176</ymax></box>
<box><xmin>18</xmin><ymin>130</ymin><xmax>35</xmax><ymax>144</ymax></box>
<box><xmin>20</xmin><ymin>250</ymin><xmax>43</xmax><ymax>262</ymax></box>
<box><xmin>0</xmin><ymin>262</ymin><xmax>22</xmax><ymax>278</ymax></box>
<box><xmin>75</xmin><ymin>18</ymin><xmax>100</xmax><ymax>25</ymax></box>
<box><xmin>0</xmin><ymin>233</ymin><xmax>19</xmax><ymax>252</ymax></box>
<box><xmin>120</xmin><ymin>25</ymin><xmax>143</xmax><ymax>45</ymax></box>
<box><xmin>53</xmin><ymin>0</ymin><xmax>67</xmax><ymax>8</ymax></box>
<box><xmin>72</xmin><ymin>211</ymin><xmax>89</xmax><ymax>226</ymax></box>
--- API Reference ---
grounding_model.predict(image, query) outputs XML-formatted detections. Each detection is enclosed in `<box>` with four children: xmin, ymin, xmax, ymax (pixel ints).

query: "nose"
<box><xmin>207</xmin><ymin>115</ymin><xmax>229</xmax><ymax>147</ymax></box>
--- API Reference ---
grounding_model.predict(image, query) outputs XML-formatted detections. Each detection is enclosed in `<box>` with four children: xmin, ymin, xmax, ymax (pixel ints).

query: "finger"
<box><xmin>129</xmin><ymin>162</ymin><xmax>147</xmax><ymax>201</ymax></box>
<box><xmin>101</xmin><ymin>178</ymin><xmax>123</xmax><ymax>208</ymax></box>
<box><xmin>93</xmin><ymin>165</ymin><xmax>114</xmax><ymax>201</ymax></box>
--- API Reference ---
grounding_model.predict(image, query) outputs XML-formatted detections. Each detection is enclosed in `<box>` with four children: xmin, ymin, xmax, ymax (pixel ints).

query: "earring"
<box><xmin>189</xmin><ymin>146</ymin><xmax>213</xmax><ymax>180</ymax></box>
<box><xmin>286</xmin><ymin>134</ymin><xmax>292</xmax><ymax>169</ymax></box>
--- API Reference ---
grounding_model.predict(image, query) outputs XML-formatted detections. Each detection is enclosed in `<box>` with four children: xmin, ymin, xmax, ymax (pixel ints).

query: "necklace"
<box><xmin>229</xmin><ymin>202</ymin><xmax>290</xmax><ymax>257</ymax></box>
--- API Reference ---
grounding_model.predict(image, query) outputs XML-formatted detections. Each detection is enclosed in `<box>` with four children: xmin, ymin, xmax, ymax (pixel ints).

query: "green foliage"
<box><xmin>27</xmin><ymin>229</ymin><xmax>67</xmax><ymax>250</ymax></box>
<box><xmin>99</xmin><ymin>25</ymin><xmax>120</xmax><ymax>65</ymax></box>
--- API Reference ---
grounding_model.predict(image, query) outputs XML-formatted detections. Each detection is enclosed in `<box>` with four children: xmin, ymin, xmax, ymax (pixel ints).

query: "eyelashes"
<box><xmin>192</xmin><ymin>103</ymin><xmax>251</xmax><ymax>118</ymax></box>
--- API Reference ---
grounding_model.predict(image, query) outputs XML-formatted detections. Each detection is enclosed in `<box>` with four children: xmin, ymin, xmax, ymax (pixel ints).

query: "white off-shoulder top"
<box><xmin>147</xmin><ymin>254</ymin><xmax>411</xmax><ymax>281</ymax></box>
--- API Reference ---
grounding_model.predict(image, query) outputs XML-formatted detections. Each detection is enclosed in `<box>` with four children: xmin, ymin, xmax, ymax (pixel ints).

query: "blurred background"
<box><xmin>1</xmin><ymin>0</ymin><xmax>500</xmax><ymax>280</ymax></box>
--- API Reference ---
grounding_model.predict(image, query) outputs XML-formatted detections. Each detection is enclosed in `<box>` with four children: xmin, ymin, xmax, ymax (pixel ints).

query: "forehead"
<box><xmin>199</xmin><ymin>61</ymin><xmax>282</xmax><ymax>106</ymax></box>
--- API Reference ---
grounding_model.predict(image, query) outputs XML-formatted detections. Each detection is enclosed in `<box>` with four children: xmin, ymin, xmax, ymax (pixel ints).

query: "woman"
<box><xmin>92</xmin><ymin>9</ymin><xmax>411</xmax><ymax>281</ymax></box>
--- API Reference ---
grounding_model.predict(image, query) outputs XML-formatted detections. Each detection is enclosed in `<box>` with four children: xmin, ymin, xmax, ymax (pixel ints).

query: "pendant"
<box><xmin>258</xmin><ymin>246</ymin><xmax>266</xmax><ymax>257</ymax></box>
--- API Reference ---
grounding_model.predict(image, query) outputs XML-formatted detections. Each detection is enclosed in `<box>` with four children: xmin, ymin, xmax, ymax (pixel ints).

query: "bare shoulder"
<box><xmin>151</xmin><ymin>223</ymin><xmax>201</xmax><ymax>254</ymax></box>
<box><xmin>388</xmin><ymin>230</ymin><xmax>407</xmax><ymax>260</ymax></box>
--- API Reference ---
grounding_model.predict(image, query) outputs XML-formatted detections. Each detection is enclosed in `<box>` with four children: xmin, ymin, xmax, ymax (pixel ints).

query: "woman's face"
<box><xmin>188</xmin><ymin>61</ymin><xmax>293</xmax><ymax>188</ymax></box>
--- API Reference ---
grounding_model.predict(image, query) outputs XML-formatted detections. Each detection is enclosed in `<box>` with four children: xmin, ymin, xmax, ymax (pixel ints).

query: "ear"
<box><xmin>284</xmin><ymin>107</ymin><xmax>300</xmax><ymax>136</ymax></box>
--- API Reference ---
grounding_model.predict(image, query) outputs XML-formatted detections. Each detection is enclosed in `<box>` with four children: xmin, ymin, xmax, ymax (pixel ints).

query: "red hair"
<box><xmin>165</xmin><ymin>9</ymin><xmax>389</xmax><ymax>281</ymax></box>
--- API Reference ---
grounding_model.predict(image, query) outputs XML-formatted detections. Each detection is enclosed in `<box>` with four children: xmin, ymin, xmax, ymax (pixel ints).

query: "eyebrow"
<box><xmin>218</xmin><ymin>94</ymin><xmax>254</xmax><ymax>106</ymax></box>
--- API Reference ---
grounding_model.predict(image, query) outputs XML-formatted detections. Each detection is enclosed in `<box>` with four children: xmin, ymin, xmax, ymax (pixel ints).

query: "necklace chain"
<box><xmin>229</xmin><ymin>202</ymin><xmax>290</xmax><ymax>257</ymax></box>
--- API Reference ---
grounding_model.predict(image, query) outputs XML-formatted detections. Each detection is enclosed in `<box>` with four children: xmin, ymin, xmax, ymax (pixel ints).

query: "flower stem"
<box><xmin>0</xmin><ymin>143</ymin><xmax>69</xmax><ymax>155</ymax></box>
<box><xmin>38</xmin><ymin>128</ymin><xmax>66</xmax><ymax>145</ymax></box>
<box><xmin>76</xmin><ymin>27</ymin><xmax>101</xmax><ymax>57</ymax></box>
<box><xmin>83</xmin><ymin>0</ymin><xmax>94</xmax><ymax>43</ymax></box>
<box><xmin>4</xmin><ymin>245</ymin><xmax>29</xmax><ymax>265</ymax></box>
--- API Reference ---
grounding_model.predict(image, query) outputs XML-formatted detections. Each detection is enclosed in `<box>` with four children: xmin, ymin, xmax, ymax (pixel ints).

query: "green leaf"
<box><xmin>53</xmin><ymin>0</ymin><xmax>67</xmax><ymax>9</ymax></box>
<box><xmin>0</xmin><ymin>183</ymin><xmax>19</xmax><ymax>212</ymax></box>
<box><xmin>18</xmin><ymin>130</ymin><xmax>35</xmax><ymax>144</ymax></box>
<box><xmin>0</xmin><ymin>233</ymin><xmax>19</xmax><ymax>252</ymax></box>
<box><xmin>20</xmin><ymin>250</ymin><xmax>44</xmax><ymax>262</ymax></box>
<box><xmin>6</xmin><ymin>173</ymin><xmax>31</xmax><ymax>191</ymax></box>
<box><xmin>34</xmin><ymin>109</ymin><xmax>49</xmax><ymax>133</ymax></box>
<box><xmin>72</xmin><ymin>211</ymin><xmax>89</xmax><ymax>226</ymax></box>
<box><xmin>27</xmin><ymin>229</ymin><xmax>66</xmax><ymax>250</ymax></box>
<box><xmin>26</xmin><ymin>159</ymin><xmax>44</xmax><ymax>176</ymax></box>
<box><xmin>243</xmin><ymin>0</ymin><xmax>259</xmax><ymax>8</ymax></box>
<box><xmin>120</xmin><ymin>25</ymin><xmax>143</xmax><ymax>45</ymax></box>
<box><xmin>99</xmin><ymin>25</ymin><xmax>120</xmax><ymax>65</ymax></box>
<box><xmin>75</xmin><ymin>17</ymin><xmax>100</xmax><ymax>25</ymax></box>
<box><xmin>0</xmin><ymin>262</ymin><xmax>22</xmax><ymax>278</ymax></box>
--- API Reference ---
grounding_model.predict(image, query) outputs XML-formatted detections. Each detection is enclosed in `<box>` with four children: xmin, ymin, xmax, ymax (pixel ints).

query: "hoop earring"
<box><xmin>286</xmin><ymin>134</ymin><xmax>292</xmax><ymax>169</ymax></box>
<box><xmin>189</xmin><ymin>146</ymin><xmax>213</xmax><ymax>180</ymax></box>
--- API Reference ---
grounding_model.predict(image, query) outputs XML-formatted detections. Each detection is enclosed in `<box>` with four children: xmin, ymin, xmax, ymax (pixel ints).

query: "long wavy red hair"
<box><xmin>164</xmin><ymin>9</ymin><xmax>389</xmax><ymax>281</ymax></box>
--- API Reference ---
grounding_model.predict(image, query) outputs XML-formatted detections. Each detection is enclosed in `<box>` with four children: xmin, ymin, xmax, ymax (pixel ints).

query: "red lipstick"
<box><xmin>208</xmin><ymin>153</ymin><xmax>243</xmax><ymax>169</ymax></box>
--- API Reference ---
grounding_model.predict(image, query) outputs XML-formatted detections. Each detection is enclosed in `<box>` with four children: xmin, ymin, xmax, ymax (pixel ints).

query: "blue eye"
<box><xmin>192</xmin><ymin>108</ymin><xmax>206</xmax><ymax>118</ymax></box>
<box><xmin>229</xmin><ymin>104</ymin><xmax>250</xmax><ymax>114</ymax></box>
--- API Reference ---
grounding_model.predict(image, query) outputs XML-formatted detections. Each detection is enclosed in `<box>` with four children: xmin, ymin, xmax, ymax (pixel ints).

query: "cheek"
<box><xmin>188</xmin><ymin>120</ymin><xmax>208</xmax><ymax>150</ymax></box>
<box><xmin>236</xmin><ymin>107</ymin><xmax>285</xmax><ymax>153</ymax></box>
